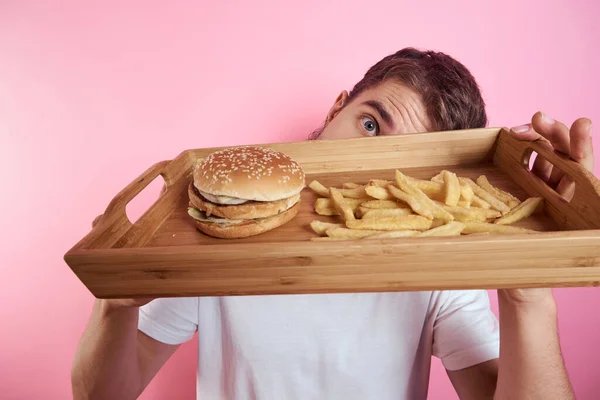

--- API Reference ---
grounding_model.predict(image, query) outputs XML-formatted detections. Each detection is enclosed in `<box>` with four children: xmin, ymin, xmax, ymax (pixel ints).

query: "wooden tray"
<box><xmin>64</xmin><ymin>127</ymin><xmax>600</xmax><ymax>298</ymax></box>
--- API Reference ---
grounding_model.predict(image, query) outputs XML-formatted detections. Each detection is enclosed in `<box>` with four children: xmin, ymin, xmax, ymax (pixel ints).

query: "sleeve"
<box><xmin>431</xmin><ymin>290</ymin><xmax>499</xmax><ymax>371</ymax></box>
<box><xmin>138</xmin><ymin>297</ymin><xmax>199</xmax><ymax>345</ymax></box>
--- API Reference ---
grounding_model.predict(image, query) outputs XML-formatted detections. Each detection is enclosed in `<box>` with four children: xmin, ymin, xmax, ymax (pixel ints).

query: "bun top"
<box><xmin>193</xmin><ymin>146</ymin><xmax>305</xmax><ymax>202</ymax></box>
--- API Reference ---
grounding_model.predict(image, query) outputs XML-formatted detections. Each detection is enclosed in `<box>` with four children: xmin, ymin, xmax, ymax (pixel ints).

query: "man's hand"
<box><xmin>510</xmin><ymin>112</ymin><xmax>594</xmax><ymax>200</ymax></box>
<box><xmin>489</xmin><ymin>114</ymin><xmax>587</xmax><ymax>400</ymax></box>
<box><xmin>502</xmin><ymin>112</ymin><xmax>594</xmax><ymax>304</ymax></box>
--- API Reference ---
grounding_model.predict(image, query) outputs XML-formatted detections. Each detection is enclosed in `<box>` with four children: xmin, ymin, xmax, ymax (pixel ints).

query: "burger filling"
<box><xmin>187</xmin><ymin>208</ymin><xmax>246</xmax><ymax>225</ymax></box>
<box><xmin>197</xmin><ymin>190</ymin><xmax>249</xmax><ymax>205</ymax></box>
<box><xmin>188</xmin><ymin>183</ymin><xmax>300</xmax><ymax>224</ymax></box>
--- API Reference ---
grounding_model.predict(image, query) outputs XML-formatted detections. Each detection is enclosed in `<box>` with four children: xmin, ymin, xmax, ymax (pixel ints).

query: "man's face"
<box><xmin>318</xmin><ymin>80</ymin><xmax>431</xmax><ymax>141</ymax></box>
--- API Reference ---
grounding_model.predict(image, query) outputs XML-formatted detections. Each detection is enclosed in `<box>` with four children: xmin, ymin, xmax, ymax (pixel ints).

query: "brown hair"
<box><xmin>311</xmin><ymin>47</ymin><xmax>487</xmax><ymax>138</ymax></box>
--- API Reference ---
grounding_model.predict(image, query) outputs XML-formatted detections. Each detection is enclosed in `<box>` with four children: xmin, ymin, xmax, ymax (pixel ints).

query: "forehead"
<box><xmin>349</xmin><ymin>80</ymin><xmax>431</xmax><ymax>133</ymax></box>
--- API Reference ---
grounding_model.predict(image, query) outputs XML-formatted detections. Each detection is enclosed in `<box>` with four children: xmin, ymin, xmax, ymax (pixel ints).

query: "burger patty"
<box><xmin>188</xmin><ymin>182</ymin><xmax>300</xmax><ymax>220</ymax></box>
<box><xmin>188</xmin><ymin>208</ymin><xmax>251</xmax><ymax>225</ymax></box>
<box><xmin>191</xmin><ymin>202</ymin><xmax>301</xmax><ymax>239</ymax></box>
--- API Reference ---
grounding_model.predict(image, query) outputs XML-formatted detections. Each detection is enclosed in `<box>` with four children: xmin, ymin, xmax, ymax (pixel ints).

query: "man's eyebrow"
<box><xmin>363</xmin><ymin>100</ymin><xmax>395</xmax><ymax>130</ymax></box>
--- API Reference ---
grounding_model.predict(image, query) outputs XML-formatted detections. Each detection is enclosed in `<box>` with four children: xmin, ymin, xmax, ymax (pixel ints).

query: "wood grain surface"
<box><xmin>64</xmin><ymin>127</ymin><xmax>600</xmax><ymax>298</ymax></box>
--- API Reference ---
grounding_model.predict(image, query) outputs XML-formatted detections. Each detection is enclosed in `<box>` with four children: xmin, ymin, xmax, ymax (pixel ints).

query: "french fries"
<box><xmin>459</xmin><ymin>182</ymin><xmax>474</xmax><ymax>208</ymax></box>
<box><xmin>309</xmin><ymin>180</ymin><xmax>330</xmax><ymax>197</ymax></box>
<box><xmin>457</xmin><ymin>200</ymin><xmax>471</xmax><ymax>208</ymax></box>
<box><xmin>346</xmin><ymin>215</ymin><xmax>433</xmax><ymax>231</ymax></box>
<box><xmin>476</xmin><ymin>175</ymin><xmax>521</xmax><ymax>208</ymax></box>
<box><xmin>460</xmin><ymin>177</ymin><xmax>510</xmax><ymax>214</ymax></box>
<box><xmin>395</xmin><ymin>170</ymin><xmax>454</xmax><ymax>222</ymax></box>
<box><xmin>310</xmin><ymin>221</ymin><xmax>344</xmax><ymax>236</ymax></box>
<box><xmin>417</xmin><ymin>221</ymin><xmax>465</xmax><ymax>237</ymax></box>
<box><xmin>315</xmin><ymin>198</ymin><xmax>364</xmax><ymax>216</ymax></box>
<box><xmin>355</xmin><ymin>206</ymin><xmax>369</xmax><ymax>218</ymax></box>
<box><xmin>430</xmin><ymin>219</ymin><xmax>446</xmax><ymax>228</ymax></box>
<box><xmin>360</xmin><ymin>199</ymin><xmax>408</xmax><ymax>209</ymax></box>
<box><xmin>387</xmin><ymin>185</ymin><xmax>433</xmax><ymax>219</ymax></box>
<box><xmin>329</xmin><ymin>188</ymin><xmax>356</xmax><ymax>222</ymax></box>
<box><xmin>357</xmin><ymin>200</ymin><xmax>410</xmax><ymax>218</ymax></box>
<box><xmin>431</xmin><ymin>172</ymin><xmax>444</xmax><ymax>183</ymax></box>
<box><xmin>310</xmin><ymin>180</ymin><xmax>368</xmax><ymax>199</ymax></box>
<box><xmin>326</xmin><ymin>227</ymin><xmax>383</xmax><ymax>239</ymax></box>
<box><xmin>434</xmin><ymin>171</ymin><xmax>472</xmax><ymax>206</ymax></box>
<box><xmin>494</xmin><ymin>197</ymin><xmax>543</xmax><ymax>225</ymax></box>
<box><xmin>443</xmin><ymin>170</ymin><xmax>461</xmax><ymax>206</ymax></box>
<box><xmin>365</xmin><ymin>185</ymin><xmax>395</xmax><ymax>200</ymax></box>
<box><xmin>339</xmin><ymin>186</ymin><xmax>368</xmax><ymax>199</ymax></box>
<box><xmin>307</xmin><ymin>170</ymin><xmax>544</xmax><ymax>241</ymax></box>
<box><xmin>405</xmin><ymin>177</ymin><xmax>445</xmax><ymax>200</ymax></box>
<box><xmin>360</xmin><ymin>208</ymin><xmax>413</xmax><ymax>219</ymax></box>
<box><xmin>343</xmin><ymin>182</ymin><xmax>360</xmax><ymax>189</ymax></box>
<box><xmin>369</xmin><ymin>179</ymin><xmax>393</xmax><ymax>187</ymax></box>
<box><xmin>471</xmin><ymin>194</ymin><xmax>492</xmax><ymax>209</ymax></box>
<box><xmin>364</xmin><ymin>230</ymin><xmax>420</xmax><ymax>239</ymax></box>
<box><xmin>462</xmin><ymin>221</ymin><xmax>536</xmax><ymax>235</ymax></box>
<box><xmin>436</xmin><ymin>202</ymin><xmax>502</xmax><ymax>222</ymax></box>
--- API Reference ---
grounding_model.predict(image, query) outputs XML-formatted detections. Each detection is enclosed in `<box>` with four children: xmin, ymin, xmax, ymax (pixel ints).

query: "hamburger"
<box><xmin>188</xmin><ymin>146</ymin><xmax>305</xmax><ymax>239</ymax></box>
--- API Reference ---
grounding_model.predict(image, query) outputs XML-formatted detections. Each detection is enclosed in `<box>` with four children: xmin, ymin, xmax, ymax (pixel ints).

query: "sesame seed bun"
<box><xmin>193</xmin><ymin>146</ymin><xmax>305</xmax><ymax>202</ymax></box>
<box><xmin>188</xmin><ymin>181</ymin><xmax>300</xmax><ymax>220</ymax></box>
<box><xmin>192</xmin><ymin>202</ymin><xmax>300</xmax><ymax>239</ymax></box>
<box><xmin>188</xmin><ymin>146</ymin><xmax>305</xmax><ymax>239</ymax></box>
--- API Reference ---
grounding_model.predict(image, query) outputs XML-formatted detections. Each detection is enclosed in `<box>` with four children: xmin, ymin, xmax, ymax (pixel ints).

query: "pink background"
<box><xmin>1</xmin><ymin>1</ymin><xmax>599</xmax><ymax>399</ymax></box>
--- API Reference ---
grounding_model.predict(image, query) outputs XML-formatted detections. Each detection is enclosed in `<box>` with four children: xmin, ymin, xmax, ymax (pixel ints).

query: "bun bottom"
<box><xmin>193</xmin><ymin>202</ymin><xmax>300</xmax><ymax>239</ymax></box>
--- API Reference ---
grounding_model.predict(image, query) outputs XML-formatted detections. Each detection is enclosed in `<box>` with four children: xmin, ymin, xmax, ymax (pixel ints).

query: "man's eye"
<box><xmin>361</xmin><ymin>117</ymin><xmax>379</xmax><ymax>136</ymax></box>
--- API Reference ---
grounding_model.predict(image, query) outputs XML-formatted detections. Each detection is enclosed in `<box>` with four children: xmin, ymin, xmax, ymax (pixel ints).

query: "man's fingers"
<box><xmin>526</xmin><ymin>139</ymin><xmax>555</xmax><ymax>183</ymax></box>
<box><xmin>510</xmin><ymin>122</ymin><xmax>554</xmax><ymax>182</ymax></box>
<box><xmin>531</xmin><ymin>154</ymin><xmax>554</xmax><ymax>183</ymax></box>
<box><xmin>547</xmin><ymin>163</ymin><xmax>564</xmax><ymax>188</ymax></box>
<box><xmin>569</xmin><ymin>118</ymin><xmax>594</xmax><ymax>172</ymax></box>
<box><xmin>511</xmin><ymin>114</ymin><xmax>594</xmax><ymax>198</ymax></box>
<box><xmin>509</xmin><ymin>123</ymin><xmax>540</xmax><ymax>141</ymax></box>
<box><xmin>556</xmin><ymin>176</ymin><xmax>576</xmax><ymax>201</ymax></box>
<box><xmin>531</xmin><ymin>112</ymin><xmax>571</xmax><ymax>155</ymax></box>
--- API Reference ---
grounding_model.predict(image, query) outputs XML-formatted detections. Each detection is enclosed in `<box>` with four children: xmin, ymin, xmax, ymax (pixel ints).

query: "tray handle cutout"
<box><xmin>82</xmin><ymin>160</ymin><xmax>172</xmax><ymax>249</ymax></box>
<box><xmin>104</xmin><ymin>161</ymin><xmax>170</xmax><ymax>223</ymax></box>
<box><xmin>523</xmin><ymin>149</ymin><xmax>576</xmax><ymax>202</ymax></box>
<box><xmin>495</xmin><ymin>128</ymin><xmax>600</xmax><ymax>230</ymax></box>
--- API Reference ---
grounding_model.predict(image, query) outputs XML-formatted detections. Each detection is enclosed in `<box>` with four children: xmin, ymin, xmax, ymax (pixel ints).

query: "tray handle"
<box><xmin>82</xmin><ymin>160</ymin><xmax>172</xmax><ymax>249</ymax></box>
<box><xmin>103</xmin><ymin>161</ymin><xmax>171</xmax><ymax>222</ymax></box>
<box><xmin>494</xmin><ymin>128</ymin><xmax>600</xmax><ymax>230</ymax></box>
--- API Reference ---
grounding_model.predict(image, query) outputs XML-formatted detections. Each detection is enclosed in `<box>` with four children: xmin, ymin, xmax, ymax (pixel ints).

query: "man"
<box><xmin>72</xmin><ymin>48</ymin><xmax>593</xmax><ymax>399</ymax></box>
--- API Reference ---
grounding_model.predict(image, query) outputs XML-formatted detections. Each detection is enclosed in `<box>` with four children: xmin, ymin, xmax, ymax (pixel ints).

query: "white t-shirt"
<box><xmin>139</xmin><ymin>290</ymin><xmax>499</xmax><ymax>400</ymax></box>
